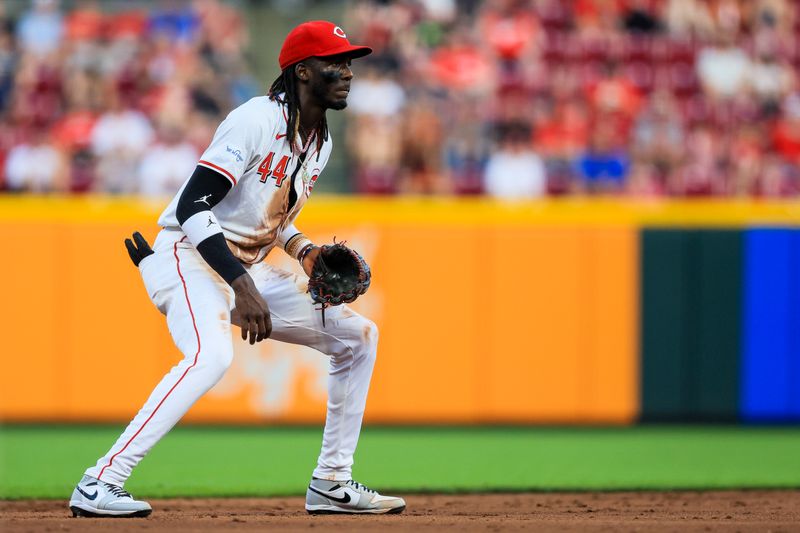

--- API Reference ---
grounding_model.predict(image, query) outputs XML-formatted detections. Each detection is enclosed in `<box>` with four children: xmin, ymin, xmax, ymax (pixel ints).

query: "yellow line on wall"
<box><xmin>0</xmin><ymin>195</ymin><xmax>799</xmax><ymax>226</ymax></box>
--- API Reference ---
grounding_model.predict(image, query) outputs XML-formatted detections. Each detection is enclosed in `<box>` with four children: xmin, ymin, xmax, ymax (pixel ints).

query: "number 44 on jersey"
<box><xmin>257</xmin><ymin>152</ymin><xmax>290</xmax><ymax>186</ymax></box>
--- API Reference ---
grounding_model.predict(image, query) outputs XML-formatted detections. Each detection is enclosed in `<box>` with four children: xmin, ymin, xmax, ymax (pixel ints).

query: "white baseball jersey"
<box><xmin>158</xmin><ymin>96</ymin><xmax>333</xmax><ymax>264</ymax></box>
<box><xmin>85</xmin><ymin>96</ymin><xmax>377</xmax><ymax>490</ymax></box>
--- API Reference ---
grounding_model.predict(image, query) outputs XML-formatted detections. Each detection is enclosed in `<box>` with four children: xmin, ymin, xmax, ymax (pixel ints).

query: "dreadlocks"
<box><xmin>268</xmin><ymin>67</ymin><xmax>328</xmax><ymax>159</ymax></box>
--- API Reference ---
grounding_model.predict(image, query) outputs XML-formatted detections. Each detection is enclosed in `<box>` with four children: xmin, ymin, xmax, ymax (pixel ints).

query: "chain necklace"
<box><xmin>295</xmin><ymin>126</ymin><xmax>316</xmax><ymax>155</ymax></box>
<box><xmin>295</xmin><ymin>125</ymin><xmax>321</xmax><ymax>187</ymax></box>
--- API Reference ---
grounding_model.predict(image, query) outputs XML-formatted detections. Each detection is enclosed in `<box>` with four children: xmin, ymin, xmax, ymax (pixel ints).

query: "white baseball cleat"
<box><xmin>69</xmin><ymin>475</ymin><xmax>152</xmax><ymax>518</ymax></box>
<box><xmin>305</xmin><ymin>478</ymin><xmax>406</xmax><ymax>514</ymax></box>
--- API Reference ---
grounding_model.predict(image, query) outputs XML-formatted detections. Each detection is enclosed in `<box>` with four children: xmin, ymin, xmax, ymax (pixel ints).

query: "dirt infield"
<box><xmin>2</xmin><ymin>491</ymin><xmax>799</xmax><ymax>532</ymax></box>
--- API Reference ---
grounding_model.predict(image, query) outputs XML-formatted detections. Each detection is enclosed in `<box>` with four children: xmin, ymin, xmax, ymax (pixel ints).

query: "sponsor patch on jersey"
<box><xmin>226</xmin><ymin>145</ymin><xmax>244</xmax><ymax>162</ymax></box>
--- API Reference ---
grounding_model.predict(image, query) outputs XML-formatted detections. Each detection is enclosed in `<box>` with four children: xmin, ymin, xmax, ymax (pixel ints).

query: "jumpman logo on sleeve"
<box><xmin>195</xmin><ymin>194</ymin><xmax>213</xmax><ymax>206</ymax></box>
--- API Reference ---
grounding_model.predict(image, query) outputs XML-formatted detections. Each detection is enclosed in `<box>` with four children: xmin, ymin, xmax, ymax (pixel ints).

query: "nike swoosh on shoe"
<box><xmin>76</xmin><ymin>486</ymin><xmax>98</xmax><ymax>500</ymax></box>
<box><xmin>307</xmin><ymin>485</ymin><xmax>351</xmax><ymax>504</ymax></box>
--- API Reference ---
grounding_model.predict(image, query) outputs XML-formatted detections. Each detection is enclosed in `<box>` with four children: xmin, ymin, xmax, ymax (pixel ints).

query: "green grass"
<box><xmin>1</xmin><ymin>425</ymin><xmax>799</xmax><ymax>499</ymax></box>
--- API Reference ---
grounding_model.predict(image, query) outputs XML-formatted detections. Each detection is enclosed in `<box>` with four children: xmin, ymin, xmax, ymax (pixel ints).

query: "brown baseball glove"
<box><xmin>307</xmin><ymin>241</ymin><xmax>371</xmax><ymax>325</ymax></box>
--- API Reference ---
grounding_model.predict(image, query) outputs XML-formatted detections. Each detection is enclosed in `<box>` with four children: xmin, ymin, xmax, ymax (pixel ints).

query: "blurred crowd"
<box><xmin>0</xmin><ymin>0</ymin><xmax>257</xmax><ymax>194</ymax></box>
<box><xmin>344</xmin><ymin>0</ymin><xmax>800</xmax><ymax>197</ymax></box>
<box><xmin>2</xmin><ymin>0</ymin><xmax>800</xmax><ymax>198</ymax></box>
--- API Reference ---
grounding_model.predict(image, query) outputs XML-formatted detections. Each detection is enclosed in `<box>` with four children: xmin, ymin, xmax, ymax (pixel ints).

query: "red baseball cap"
<box><xmin>279</xmin><ymin>21</ymin><xmax>372</xmax><ymax>71</ymax></box>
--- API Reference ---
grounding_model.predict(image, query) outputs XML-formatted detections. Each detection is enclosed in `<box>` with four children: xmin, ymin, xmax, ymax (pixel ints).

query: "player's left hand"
<box><xmin>301</xmin><ymin>246</ymin><xmax>321</xmax><ymax>277</ymax></box>
<box><xmin>125</xmin><ymin>231</ymin><xmax>154</xmax><ymax>267</ymax></box>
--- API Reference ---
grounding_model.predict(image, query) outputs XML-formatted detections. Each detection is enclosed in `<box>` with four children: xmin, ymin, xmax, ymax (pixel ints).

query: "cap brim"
<box><xmin>316</xmin><ymin>44</ymin><xmax>372</xmax><ymax>61</ymax></box>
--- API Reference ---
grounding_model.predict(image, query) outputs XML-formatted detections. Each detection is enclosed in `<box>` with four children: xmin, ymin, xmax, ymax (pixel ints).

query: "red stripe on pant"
<box><xmin>98</xmin><ymin>240</ymin><xmax>201</xmax><ymax>481</ymax></box>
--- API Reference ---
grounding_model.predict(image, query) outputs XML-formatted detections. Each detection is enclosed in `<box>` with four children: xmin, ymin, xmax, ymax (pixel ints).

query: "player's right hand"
<box><xmin>125</xmin><ymin>231</ymin><xmax>154</xmax><ymax>267</ymax></box>
<box><xmin>231</xmin><ymin>274</ymin><xmax>272</xmax><ymax>344</ymax></box>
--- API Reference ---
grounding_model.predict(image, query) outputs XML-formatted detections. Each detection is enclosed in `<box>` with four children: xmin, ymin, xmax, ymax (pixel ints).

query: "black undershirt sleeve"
<box><xmin>176</xmin><ymin>165</ymin><xmax>232</xmax><ymax>224</ymax></box>
<box><xmin>176</xmin><ymin>165</ymin><xmax>246</xmax><ymax>285</ymax></box>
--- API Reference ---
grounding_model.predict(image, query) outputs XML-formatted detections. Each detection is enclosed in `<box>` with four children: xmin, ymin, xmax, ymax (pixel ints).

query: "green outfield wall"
<box><xmin>641</xmin><ymin>230</ymin><xmax>742</xmax><ymax>421</ymax></box>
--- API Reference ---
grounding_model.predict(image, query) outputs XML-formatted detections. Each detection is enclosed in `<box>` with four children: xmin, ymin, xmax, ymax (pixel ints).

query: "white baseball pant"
<box><xmin>85</xmin><ymin>229</ymin><xmax>378</xmax><ymax>486</ymax></box>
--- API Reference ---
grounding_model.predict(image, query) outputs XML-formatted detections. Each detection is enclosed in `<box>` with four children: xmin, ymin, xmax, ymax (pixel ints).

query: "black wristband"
<box><xmin>195</xmin><ymin>233</ymin><xmax>247</xmax><ymax>285</ymax></box>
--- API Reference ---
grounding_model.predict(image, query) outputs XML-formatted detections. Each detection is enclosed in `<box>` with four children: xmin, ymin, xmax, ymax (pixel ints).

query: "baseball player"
<box><xmin>69</xmin><ymin>21</ymin><xmax>405</xmax><ymax>517</ymax></box>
